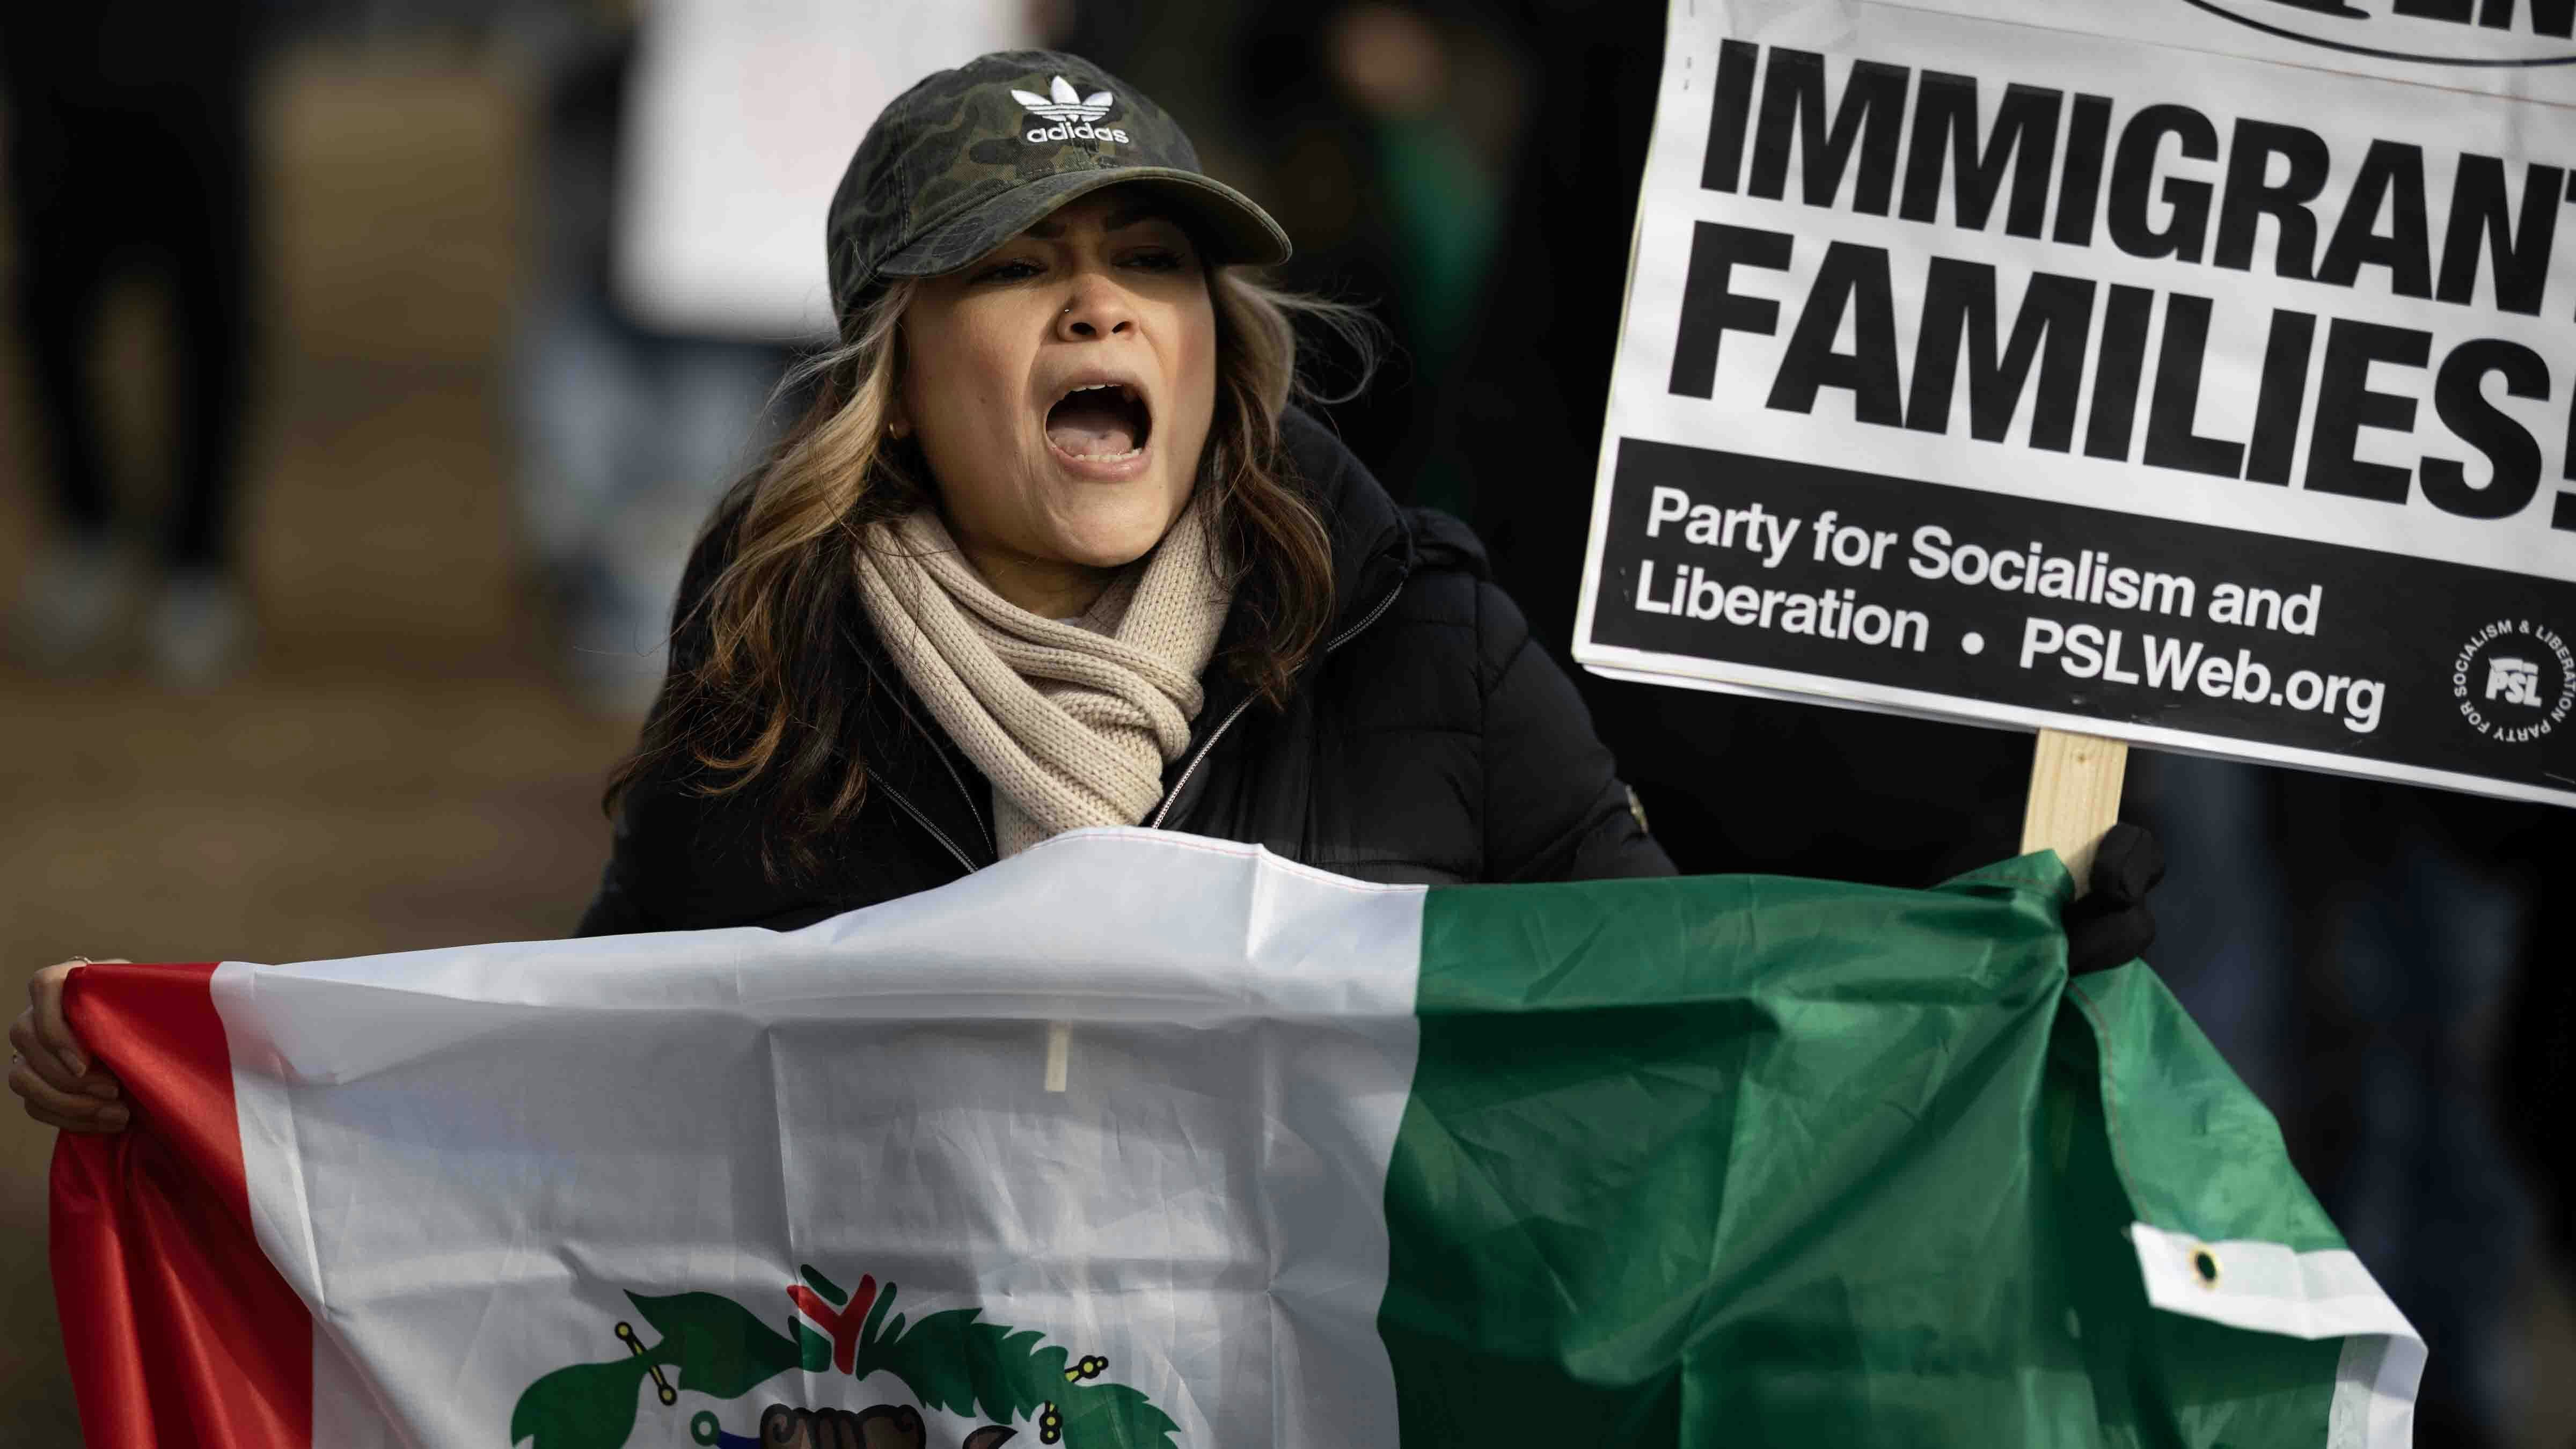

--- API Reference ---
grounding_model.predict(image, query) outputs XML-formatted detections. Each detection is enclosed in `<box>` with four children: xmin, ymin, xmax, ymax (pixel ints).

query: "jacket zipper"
<box><xmin>889</xmin><ymin>573</ymin><xmax>1407</xmax><ymax>862</ymax></box>
<box><xmin>854</xmin><ymin>641</ymin><xmax>994</xmax><ymax>869</ymax></box>
<box><xmin>1148</xmin><ymin>578</ymin><xmax>1406</xmax><ymax>830</ymax></box>
<box><xmin>930</xmin><ymin>738</ymin><xmax>995</xmax><ymax>860</ymax></box>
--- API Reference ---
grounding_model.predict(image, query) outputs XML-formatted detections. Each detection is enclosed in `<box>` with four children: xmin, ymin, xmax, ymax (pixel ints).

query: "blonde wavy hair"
<box><xmin>602</xmin><ymin>265</ymin><xmax>1376</xmax><ymax>884</ymax></box>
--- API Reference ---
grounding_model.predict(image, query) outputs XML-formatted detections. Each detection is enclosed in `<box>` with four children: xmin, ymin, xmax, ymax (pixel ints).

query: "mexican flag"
<box><xmin>51</xmin><ymin>830</ymin><xmax>2418</xmax><ymax>1448</ymax></box>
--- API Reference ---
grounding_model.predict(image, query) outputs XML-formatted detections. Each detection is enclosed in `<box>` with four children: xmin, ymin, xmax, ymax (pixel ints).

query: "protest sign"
<box><xmin>51</xmin><ymin>830</ymin><xmax>2414</xmax><ymax>1448</ymax></box>
<box><xmin>614</xmin><ymin>0</ymin><xmax>1031</xmax><ymax>338</ymax></box>
<box><xmin>1576</xmin><ymin>0</ymin><xmax>2576</xmax><ymax>808</ymax></box>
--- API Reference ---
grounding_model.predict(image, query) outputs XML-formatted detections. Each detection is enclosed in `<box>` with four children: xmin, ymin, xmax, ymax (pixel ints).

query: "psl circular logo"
<box><xmin>2451</xmin><ymin>618</ymin><xmax>2575</xmax><ymax>744</ymax></box>
<box><xmin>2179</xmin><ymin>0</ymin><xmax>2576</xmax><ymax>66</ymax></box>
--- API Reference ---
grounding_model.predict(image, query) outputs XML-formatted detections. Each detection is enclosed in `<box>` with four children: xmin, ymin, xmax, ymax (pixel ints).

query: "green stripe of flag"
<box><xmin>1378</xmin><ymin>855</ymin><xmax>2362</xmax><ymax>1446</ymax></box>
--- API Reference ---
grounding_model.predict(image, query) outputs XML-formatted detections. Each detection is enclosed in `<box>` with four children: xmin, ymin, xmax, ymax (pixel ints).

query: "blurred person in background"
<box><xmin>2497</xmin><ymin>819</ymin><xmax>2574</xmax><ymax>1355</ymax></box>
<box><xmin>505</xmin><ymin>0</ymin><xmax>1038</xmax><ymax>715</ymax></box>
<box><xmin>1231</xmin><ymin>1</ymin><xmax>1514</xmax><ymax>516</ymax></box>
<box><xmin>2129</xmin><ymin>758</ymin><xmax>2567</xmax><ymax>1449</ymax></box>
<box><xmin>2</xmin><ymin>0</ymin><xmax>264</xmax><ymax>687</ymax></box>
<box><xmin>504</xmin><ymin>14</ymin><xmax>797</xmax><ymax>716</ymax></box>
<box><xmin>2263</xmin><ymin>779</ymin><xmax>2547</xmax><ymax>1449</ymax></box>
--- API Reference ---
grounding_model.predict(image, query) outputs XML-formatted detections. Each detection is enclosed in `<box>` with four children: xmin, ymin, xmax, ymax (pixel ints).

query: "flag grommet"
<box><xmin>2190</xmin><ymin>1244</ymin><xmax>2222</xmax><ymax>1290</ymax></box>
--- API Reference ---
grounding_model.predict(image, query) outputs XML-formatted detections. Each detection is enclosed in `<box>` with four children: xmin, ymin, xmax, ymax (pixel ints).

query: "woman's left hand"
<box><xmin>2065</xmin><ymin>825</ymin><xmax>2163</xmax><ymax>975</ymax></box>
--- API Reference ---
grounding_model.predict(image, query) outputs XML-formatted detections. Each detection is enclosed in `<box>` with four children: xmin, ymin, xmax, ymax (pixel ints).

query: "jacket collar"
<box><xmin>1197</xmin><ymin>406</ymin><xmax>1416</xmax><ymax>708</ymax></box>
<box><xmin>1287</xmin><ymin>405</ymin><xmax>1418</xmax><ymax>640</ymax></box>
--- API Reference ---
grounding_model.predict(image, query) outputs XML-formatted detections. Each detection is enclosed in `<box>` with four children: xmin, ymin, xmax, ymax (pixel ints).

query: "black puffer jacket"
<box><xmin>575</xmin><ymin>409</ymin><xmax>1672</xmax><ymax>935</ymax></box>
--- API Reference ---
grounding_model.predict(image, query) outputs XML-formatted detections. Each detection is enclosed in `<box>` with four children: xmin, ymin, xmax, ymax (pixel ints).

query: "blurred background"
<box><xmin>0</xmin><ymin>1</ymin><xmax>2566</xmax><ymax>1443</ymax></box>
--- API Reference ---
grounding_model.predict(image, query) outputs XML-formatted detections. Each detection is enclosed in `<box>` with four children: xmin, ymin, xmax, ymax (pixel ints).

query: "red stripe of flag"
<box><xmin>50</xmin><ymin>962</ymin><xmax>312</xmax><ymax>1446</ymax></box>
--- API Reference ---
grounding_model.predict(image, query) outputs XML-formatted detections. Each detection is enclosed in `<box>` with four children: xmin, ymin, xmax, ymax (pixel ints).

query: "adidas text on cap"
<box><xmin>825</xmin><ymin>50</ymin><xmax>1292</xmax><ymax>325</ymax></box>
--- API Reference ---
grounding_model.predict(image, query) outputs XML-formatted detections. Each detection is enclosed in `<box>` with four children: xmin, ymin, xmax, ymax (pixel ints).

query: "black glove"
<box><xmin>2064</xmin><ymin>823</ymin><xmax>2164</xmax><ymax>975</ymax></box>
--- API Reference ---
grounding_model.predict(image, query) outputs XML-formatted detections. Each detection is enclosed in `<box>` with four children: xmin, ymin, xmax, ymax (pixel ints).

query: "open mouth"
<box><xmin>1044</xmin><ymin>382</ymin><xmax>1152</xmax><ymax>463</ymax></box>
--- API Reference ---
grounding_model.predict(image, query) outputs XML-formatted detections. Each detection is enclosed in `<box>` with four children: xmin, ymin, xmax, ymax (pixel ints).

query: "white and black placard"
<box><xmin>615</xmin><ymin>0</ymin><xmax>1032</xmax><ymax>339</ymax></box>
<box><xmin>1576</xmin><ymin>0</ymin><xmax>2576</xmax><ymax>807</ymax></box>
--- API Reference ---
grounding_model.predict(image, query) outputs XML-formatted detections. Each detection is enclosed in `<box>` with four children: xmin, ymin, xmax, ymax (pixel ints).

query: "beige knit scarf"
<box><xmin>852</xmin><ymin>499</ymin><xmax>1233</xmax><ymax>858</ymax></box>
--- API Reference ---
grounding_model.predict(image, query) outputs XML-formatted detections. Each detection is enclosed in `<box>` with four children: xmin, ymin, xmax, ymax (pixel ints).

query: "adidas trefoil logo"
<box><xmin>1013</xmin><ymin>75</ymin><xmax>1131</xmax><ymax>145</ymax></box>
<box><xmin>1014</xmin><ymin>76</ymin><xmax>1111</xmax><ymax>122</ymax></box>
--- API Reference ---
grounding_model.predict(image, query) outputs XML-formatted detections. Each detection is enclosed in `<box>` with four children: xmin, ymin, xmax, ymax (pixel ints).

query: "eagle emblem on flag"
<box><xmin>508</xmin><ymin>1265</ymin><xmax>1175</xmax><ymax>1449</ymax></box>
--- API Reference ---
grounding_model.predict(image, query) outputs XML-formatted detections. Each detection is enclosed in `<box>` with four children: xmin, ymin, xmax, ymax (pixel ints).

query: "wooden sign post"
<box><xmin>2019</xmin><ymin>729</ymin><xmax>2127</xmax><ymax>899</ymax></box>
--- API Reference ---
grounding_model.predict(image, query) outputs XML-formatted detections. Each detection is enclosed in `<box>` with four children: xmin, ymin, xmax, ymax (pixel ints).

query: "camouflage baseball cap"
<box><xmin>825</xmin><ymin>50</ymin><xmax>1292</xmax><ymax>324</ymax></box>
